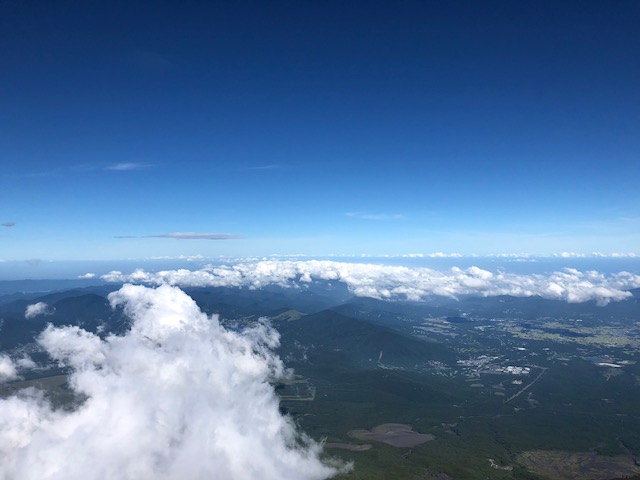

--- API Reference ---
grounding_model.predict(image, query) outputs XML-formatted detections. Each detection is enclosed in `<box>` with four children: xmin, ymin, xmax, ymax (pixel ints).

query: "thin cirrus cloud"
<box><xmin>104</xmin><ymin>162</ymin><xmax>153</xmax><ymax>171</ymax></box>
<box><xmin>0</xmin><ymin>284</ymin><xmax>345</xmax><ymax>479</ymax></box>
<box><xmin>101</xmin><ymin>260</ymin><xmax>640</xmax><ymax>306</ymax></box>
<box><xmin>240</xmin><ymin>164</ymin><xmax>283</xmax><ymax>171</ymax></box>
<box><xmin>115</xmin><ymin>233</ymin><xmax>244</xmax><ymax>240</ymax></box>
<box><xmin>148</xmin><ymin>232</ymin><xmax>245</xmax><ymax>240</ymax></box>
<box><xmin>345</xmin><ymin>212</ymin><xmax>405</xmax><ymax>221</ymax></box>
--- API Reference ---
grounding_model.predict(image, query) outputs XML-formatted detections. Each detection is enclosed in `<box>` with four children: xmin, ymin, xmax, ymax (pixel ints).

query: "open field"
<box><xmin>518</xmin><ymin>450</ymin><xmax>640</xmax><ymax>480</ymax></box>
<box><xmin>349</xmin><ymin>424</ymin><xmax>435</xmax><ymax>448</ymax></box>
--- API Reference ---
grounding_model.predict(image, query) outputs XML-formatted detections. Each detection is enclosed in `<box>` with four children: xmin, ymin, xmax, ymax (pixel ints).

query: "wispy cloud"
<box><xmin>380</xmin><ymin>252</ymin><xmax>464</xmax><ymax>258</ymax></box>
<box><xmin>557</xmin><ymin>252</ymin><xmax>639</xmax><ymax>259</ymax></box>
<box><xmin>148</xmin><ymin>254</ymin><xmax>206</xmax><ymax>261</ymax></box>
<box><xmin>345</xmin><ymin>212</ymin><xmax>405</xmax><ymax>221</ymax></box>
<box><xmin>148</xmin><ymin>232</ymin><xmax>244</xmax><ymax>240</ymax></box>
<box><xmin>239</xmin><ymin>164</ymin><xmax>283</xmax><ymax>171</ymax></box>
<box><xmin>1</xmin><ymin>222</ymin><xmax>15</xmax><ymax>227</ymax></box>
<box><xmin>104</xmin><ymin>162</ymin><xmax>153</xmax><ymax>171</ymax></box>
<box><xmin>115</xmin><ymin>233</ymin><xmax>243</xmax><ymax>240</ymax></box>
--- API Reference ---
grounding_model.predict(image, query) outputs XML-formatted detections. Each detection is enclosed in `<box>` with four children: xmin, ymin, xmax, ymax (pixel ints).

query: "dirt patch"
<box><xmin>325</xmin><ymin>442</ymin><xmax>372</xmax><ymax>451</ymax></box>
<box><xmin>518</xmin><ymin>450</ymin><xmax>640</xmax><ymax>480</ymax></box>
<box><xmin>349</xmin><ymin>423</ymin><xmax>435</xmax><ymax>448</ymax></box>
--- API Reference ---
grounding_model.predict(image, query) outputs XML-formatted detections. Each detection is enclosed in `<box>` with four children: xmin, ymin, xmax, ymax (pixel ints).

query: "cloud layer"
<box><xmin>102</xmin><ymin>260</ymin><xmax>640</xmax><ymax>305</ymax></box>
<box><xmin>0</xmin><ymin>285</ymin><xmax>341</xmax><ymax>480</ymax></box>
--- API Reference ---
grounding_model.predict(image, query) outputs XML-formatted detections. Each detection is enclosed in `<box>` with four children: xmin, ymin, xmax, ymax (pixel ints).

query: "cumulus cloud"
<box><xmin>556</xmin><ymin>252</ymin><xmax>587</xmax><ymax>258</ymax></box>
<box><xmin>1</xmin><ymin>221</ymin><xmax>15</xmax><ymax>227</ymax></box>
<box><xmin>0</xmin><ymin>285</ymin><xmax>343</xmax><ymax>480</ymax></box>
<box><xmin>147</xmin><ymin>232</ymin><xmax>244</xmax><ymax>240</ymax></box>
<box><xmin>24</xmin><ymin>302</ymin><xmax>53</xmax><ymax>319</ymax></box>
<box><xmin>0</xmin><ymin>356</ymin><xmax>18</xmax><ymax>383</ymax></box>
<box><xmin>15</xmin><ymin>356</ymin><xmax>37</xmax><ymax>370</ymax></box>
<box><xmin>78</xmin><ymin>273</ymin><xmax>96</xmax><ymax>279</ymax></box>
<box><xmin>102</xmin><ymin>260</ymin><xmax>640</xmax><ymax>306</ymax></box>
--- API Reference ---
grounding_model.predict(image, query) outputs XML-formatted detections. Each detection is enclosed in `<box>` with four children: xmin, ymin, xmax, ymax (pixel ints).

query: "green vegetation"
<box><xmin>2</xmin><ymin>284</ymin><xmax>640</xmax><ymax>479</ymax></box>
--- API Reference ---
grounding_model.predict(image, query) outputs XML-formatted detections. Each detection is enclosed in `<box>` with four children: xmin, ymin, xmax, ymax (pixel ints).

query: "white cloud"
<box><xmin>148</xmin><ymin>232</ymin><xmax>244</xmax><ymax>240</ymax></box>
<box><xmin>102</xmin><ymin>260</ymin><xmax>640</xmax><ymax>306</ymax></box>
<box><xmin>240</xmin><ymin>164</ymin><xmax>282</xmax><ymax>171</ymax></box>
<box><xmin>425</xmin><ymin>252</ymin><xmax>464</xmax><ymax>258</ymax></box>
<box><xmin>148</xmin><ymin>254</ymin><xmax>206</xmax><ymax>261</ymax></box>
<box><xmin>0</xmin><ymin>285</ymin><xmax>344</xmax><ymax>480</ymax></box>
<box><xmin>104</xmin><ymin>162</ymin><xmax>152</xmax><ymax>171</ymax></box>
<box><xmin>0</xmin><ymin>356</ymin><xmax>18</xmax><ymax>383</ymax></box>
<box><xmin>15</xmin><ymin>356</ymin><xmax>37</xmax><ymax>370</ymax></box>
<box><xmin>24</xmin><ymin>302</ymin><xmax>53</xmax><ymax>319</ymax></box>
<box><xmin>78</xmin><ymin>273</ymin><xmax>96</xmax><ymax>279</ymax></box>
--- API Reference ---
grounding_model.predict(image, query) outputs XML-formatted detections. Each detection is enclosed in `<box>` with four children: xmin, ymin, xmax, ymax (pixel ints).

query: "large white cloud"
<box><xmin>0</xmin><ymin>284</ymin><xmax>343</xmax><ymax>480</ymax></box>
<box><xmin>102</xmin><ymin>260</ymin><xmax>640</xmax><ymax>306</ymax></box>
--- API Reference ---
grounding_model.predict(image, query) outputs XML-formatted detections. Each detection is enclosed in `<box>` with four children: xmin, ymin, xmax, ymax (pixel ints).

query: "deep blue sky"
<box><xmin>2</xmin><ymin>1</ymin><xmax>639</xmax><ymax>261</ymax></box>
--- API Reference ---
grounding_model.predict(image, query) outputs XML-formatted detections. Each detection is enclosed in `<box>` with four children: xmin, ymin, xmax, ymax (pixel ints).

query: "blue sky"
<box><xmin>1</xmin><ymin>1</ymin><xmax>639</xmax><ymax>262</ymax></box>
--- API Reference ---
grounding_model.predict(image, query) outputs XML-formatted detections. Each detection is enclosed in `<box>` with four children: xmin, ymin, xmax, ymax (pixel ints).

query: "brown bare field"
<box><xmin>324</xmin><ymin>442</ymin><xmax>372</xmax><ymax>451</ymax></box>
<box><xmin>518</xmin><ymin>450</ymin><xmax>640</xmax><ymax>480</ymax></box>
<box><xmin>349</xmin><ymin>423</ymin><xmax>435</xmax><ymax>448</ymax></box>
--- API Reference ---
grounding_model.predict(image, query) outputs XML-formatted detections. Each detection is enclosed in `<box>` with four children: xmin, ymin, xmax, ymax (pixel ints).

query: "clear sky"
<box><xmin>1</xmin><ymin>1</ymin><xmax>639</xmax><ymax>261</ymax></box>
